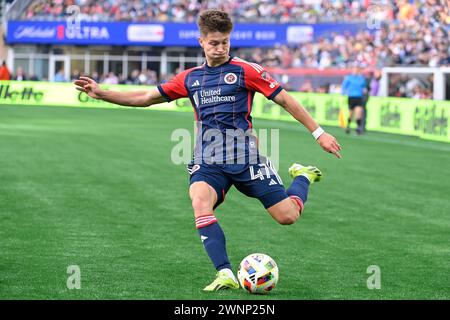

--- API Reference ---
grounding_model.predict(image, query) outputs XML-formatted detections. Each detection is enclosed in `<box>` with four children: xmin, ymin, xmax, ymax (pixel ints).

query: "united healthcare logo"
<box><xmin>193</xmin><ymin>88</ymin><xmax>236</xmax><ymax>108</ymax></box>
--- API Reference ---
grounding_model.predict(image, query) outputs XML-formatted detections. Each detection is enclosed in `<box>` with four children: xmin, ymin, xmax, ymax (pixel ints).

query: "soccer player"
<box><xmin>74</xmin><ymin>9</ymin><xmax>342</xmax><ymax>291</ymax></box>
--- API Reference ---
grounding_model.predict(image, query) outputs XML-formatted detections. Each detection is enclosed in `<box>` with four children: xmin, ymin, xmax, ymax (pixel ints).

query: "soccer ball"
<box><xmin>237</xmin><ymin>253</ymin><xmax>279</xmax><ymax>294</ymax></box>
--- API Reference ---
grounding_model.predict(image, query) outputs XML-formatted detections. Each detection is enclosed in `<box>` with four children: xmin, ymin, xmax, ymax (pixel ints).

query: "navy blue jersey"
<box><xmin>158</xmin><ymin>56</ymin><xmax>283</xmax><ymax>173</ymax></box>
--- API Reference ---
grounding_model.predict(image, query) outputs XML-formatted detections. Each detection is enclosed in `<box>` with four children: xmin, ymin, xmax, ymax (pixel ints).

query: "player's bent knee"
<box><xmin>267</xmin><ymin>200</ymin><xmax>300</xmax><ymax>225</ymax></box>
<box><xmin>276</xmin><ymin>210</ymin><xmax>299</xmax><ymax>225</ymax></box>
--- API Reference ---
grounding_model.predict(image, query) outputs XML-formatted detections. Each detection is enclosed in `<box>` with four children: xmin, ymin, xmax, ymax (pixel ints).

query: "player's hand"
<box><xmin>317</xmin><ymin>132</ymin><xmax>342</xmax><ymax>158</ymax></box>
<box><xmin>74</xmin><ymin>77</ymin><xmax>103</xmax><ymax>99</ymax></box>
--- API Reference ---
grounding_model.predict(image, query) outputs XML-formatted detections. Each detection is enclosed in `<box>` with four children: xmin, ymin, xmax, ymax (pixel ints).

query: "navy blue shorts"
<box><xmin>187</xmin><ymin>157</ymin><xmax>288</xmax><ymax>210</ymax></box>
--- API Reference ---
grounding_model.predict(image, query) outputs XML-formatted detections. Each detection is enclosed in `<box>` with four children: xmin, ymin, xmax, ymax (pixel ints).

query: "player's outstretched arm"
<box><xmin>74</xmin><ymin>76</ymin><xmax>166</xmax><ymax>107</ymax></box>
<box><xmin>273</xmin><ymin>89</ymin><xmax>342</xmax><ymax>158</ymax></box>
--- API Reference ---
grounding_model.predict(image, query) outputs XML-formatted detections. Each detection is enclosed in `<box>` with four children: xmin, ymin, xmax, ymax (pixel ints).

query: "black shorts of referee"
<box><xmin>348</xmin><ymin>97</ymin><xmax>364</xmax><ymax>110</ymax></box>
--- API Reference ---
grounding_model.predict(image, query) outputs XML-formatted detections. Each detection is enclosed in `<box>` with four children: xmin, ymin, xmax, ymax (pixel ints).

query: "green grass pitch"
<box><xmin>0</xmin><ymin>105</ymin><xmax>449</xmax><ymax>300</ymax></box>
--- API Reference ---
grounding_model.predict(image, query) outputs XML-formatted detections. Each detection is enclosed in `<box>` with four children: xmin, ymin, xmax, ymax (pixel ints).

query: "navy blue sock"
<box><xmin>196</xmin><ymin>214</ymin><xmax>231</xmax><ymax>271</ymax></box>
<box><xmin>286</xmin><ymin>175</ymin><xmax>310</xmax><ymax>205</ymax></box>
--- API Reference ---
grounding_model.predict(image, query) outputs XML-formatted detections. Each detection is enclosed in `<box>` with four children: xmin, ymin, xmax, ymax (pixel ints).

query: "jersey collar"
<box><xmin>204</xmin><ymin>55</ymin><xmax>233</xmax><ymax>69</ymax></box>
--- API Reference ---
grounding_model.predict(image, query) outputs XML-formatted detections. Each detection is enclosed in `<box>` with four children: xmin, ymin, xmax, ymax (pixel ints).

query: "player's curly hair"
<box><xmin>197</xmin><ymin>10</ymin><xmax>233</xmax><ymax>36</ymax></box>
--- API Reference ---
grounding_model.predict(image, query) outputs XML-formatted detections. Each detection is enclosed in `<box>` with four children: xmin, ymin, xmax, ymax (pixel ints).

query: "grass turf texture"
<box><xmin>0</xmin><ymin>105</ymin><xmax>449</xmax><ymax>300</ymax></box>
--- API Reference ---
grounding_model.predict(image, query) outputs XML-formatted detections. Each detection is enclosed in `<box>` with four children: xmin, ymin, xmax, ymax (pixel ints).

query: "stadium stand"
<box><xmin>18</xmin><ymin>0</ymin><xmax>450</xmax><ymax>70</ymax></box>
<box><xmin>23</xmin><ymin>0</ymin><xmax>370</xmax><ymax>23</ymax></box>
<box><xmin>21</xmin><ymin>0</ymin><xmax>450</xmax><ymax>27</ymax></box>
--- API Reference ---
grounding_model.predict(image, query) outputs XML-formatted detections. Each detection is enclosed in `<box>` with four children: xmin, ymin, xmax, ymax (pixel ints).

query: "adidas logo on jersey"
<box><xmin>269</xmin><ymin>179</ymin><xmax>278</xmax><ymax>186</ymax></box>
<box><xmin>191</xmin><ymin>80</ymin><xmax>200</xmax><ymax>87</ymax></box>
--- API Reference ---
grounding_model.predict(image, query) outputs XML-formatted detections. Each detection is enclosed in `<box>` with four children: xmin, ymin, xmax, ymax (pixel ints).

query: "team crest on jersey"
<box><xmin>224</xmin><ymin>73</ymin><xmax>237</xmax><ymax>84</ymax></box>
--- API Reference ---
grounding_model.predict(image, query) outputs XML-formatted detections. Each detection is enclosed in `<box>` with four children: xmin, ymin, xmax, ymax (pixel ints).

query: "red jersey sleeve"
<box><xmin>157</xmin><ymin>69</ymin><xmax>190</xmax><ymax>101</ymax></box>
<box><xmin>239</xmin><ymin>61</ymin><xmax>283</xmax><ymax>99</ymax></box>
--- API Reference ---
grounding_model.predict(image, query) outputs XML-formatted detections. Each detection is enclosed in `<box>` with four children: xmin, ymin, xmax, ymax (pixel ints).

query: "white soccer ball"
<box><xmin>237</xmin><ymin>253</ymin><xmax>279</xmax><ymax>294</ymax></box>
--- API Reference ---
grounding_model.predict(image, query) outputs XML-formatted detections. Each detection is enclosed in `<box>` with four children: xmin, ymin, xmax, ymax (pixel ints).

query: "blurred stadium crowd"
<box><xmin>20</xmin><ymin>0</ymin><xmax>450</xmax><ymax>69</ymax></box>
<box><xmin>22</xmin><ymin>0</ymin><xmax>450</xmax><ymax>25</ymax></box>
<box><xmin>3</xmin><ymin>0</ymin><xmax>449</xmax><ymax>99</ymax></box>
<box><xmin>22</xmin><ymin>0</ymin><xmax>378</xmax><ymax>23</ymax></box>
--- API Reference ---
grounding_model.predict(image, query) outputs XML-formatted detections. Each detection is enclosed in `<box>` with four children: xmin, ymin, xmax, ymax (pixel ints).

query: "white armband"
<box><xmin>312</xmin><ymin>127</ymin><xmax>325</xmax><ymax>140</ymax></box>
